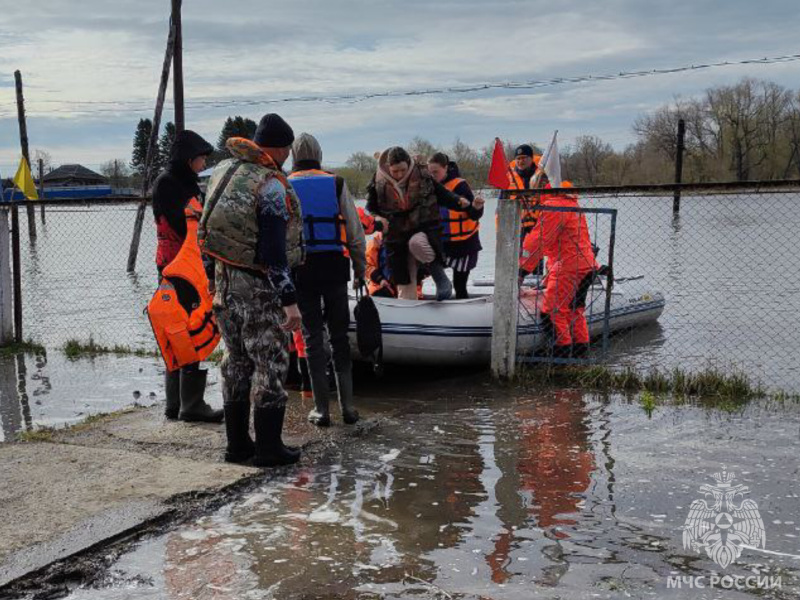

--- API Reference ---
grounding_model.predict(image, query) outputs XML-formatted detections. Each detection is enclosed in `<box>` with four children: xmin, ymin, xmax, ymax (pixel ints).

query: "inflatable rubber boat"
<box><xmin>348</xmin><ymin>278</ymin><xmax>665</xmax><ymax>366</ymax></box>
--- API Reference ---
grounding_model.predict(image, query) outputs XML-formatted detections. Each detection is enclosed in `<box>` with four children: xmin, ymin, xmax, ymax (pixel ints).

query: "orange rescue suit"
<box><xmin>147</xmin><ymin>197</ymin><xmax>220</xmax><ymax>371</ymax></box>
<box><xmin>520</xmin><ymin>188</ymin><xmax>598</xmax><ymax>347</ymax></box>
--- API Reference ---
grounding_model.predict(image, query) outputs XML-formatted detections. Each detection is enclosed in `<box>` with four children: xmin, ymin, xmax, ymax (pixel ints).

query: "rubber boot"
<box><xmin>224</xmin><ymin>402</ymin><xmax>255</xmax><ymax>463</ymax></box>
<box><xmin>307</xmin><ymin>355</ymin><xmax>332</xmax><ymax>427</ymax></box>
<box><xmin>252</xmin><ymin>404</ymin><xmax>301</xmax><ymax>467</ymax></box>
<box><xmin>299</xmin><ymin>358</ymin><xmax>313</xmax><ymax>400</ymax></box>
<box><xmin>178</xmin><ymin>368</ymin><xmax>224</xmax><ymax>423</ymax></box>
<box><xmin>428</xmin><ymin>261</ymin><xmax>453</xmax><ymax>301</ymax></box>
<box><xmin>276</xmin><ymin>403</ymin><xmax>301</xmax><ymax>459</ymax></box>
<box><xmin>164</xmin><ymin>369</ymin><xmax>181</xmax><ymax>420</ymax></box>
<box><xmin>571</xmin><ymin>343</ymin><xmax>590</xmax><ymax>359</ymax></box>
<box><xmin>553</xmin><ymin>345</ymin><xmax>573</xmax><ymax>359</ymax></box>
<box><xmin>336</xmin><ymin>368</ymin><xmax>360</xmax><ymax>425</ymax></box>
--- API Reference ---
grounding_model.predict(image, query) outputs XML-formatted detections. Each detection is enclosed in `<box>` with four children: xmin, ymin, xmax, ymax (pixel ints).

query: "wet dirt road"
<box><xmin>57</xmin><ymin>382</ymin><xmax>800</xmax><ymax>600</ymax></box>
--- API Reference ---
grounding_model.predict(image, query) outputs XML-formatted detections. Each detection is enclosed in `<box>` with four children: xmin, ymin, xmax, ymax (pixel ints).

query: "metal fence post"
<box><xmin>9</xmin><ymin>204</ymin><xmax>22</xmax><ymax>343</ymax></box>
<box><xmin>673</xmin><ymin>119</ymin><xmax>685</xmax><ymax>214</ymax></box>
<box><xmin>491</xmin><ymin>190</ymin><xmax>521</xmax><ymax>380</ymax></box>
<box><xmin>0</xmin><ymin>208</ymin><xmax>13</xmax><ymax>345</ymax></box>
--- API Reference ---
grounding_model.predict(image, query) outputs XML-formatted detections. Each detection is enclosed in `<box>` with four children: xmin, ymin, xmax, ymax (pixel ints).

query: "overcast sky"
<box><xmin>1</xmin><ymin>0</ymin><xmax>799</xmax><ymax>176</ymax></box>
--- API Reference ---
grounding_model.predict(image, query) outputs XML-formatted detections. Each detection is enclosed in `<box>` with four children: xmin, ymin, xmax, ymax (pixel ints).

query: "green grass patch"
<box><xmin>0</xmin><ymin>339</ymin><xmax>45</xmax><ymax>358</ymax></box>
<box><xmin>63</xmin><ymin>337</ymin><xmax>159</xmax><ymax>360</ymax></box>
<box><xmin>518</xmin><ymin>363</ymin><xmax>790</xmax><ymax>408</ymax></box>
<box><xmin>15</xmin><ymin>427</ymin><xmax>56</xmax><ymax>443</ymax></box>
<box><xmin>207</xmin><ymin>348</ymin><xmax>224</xmax><ymax>364</ymax></box>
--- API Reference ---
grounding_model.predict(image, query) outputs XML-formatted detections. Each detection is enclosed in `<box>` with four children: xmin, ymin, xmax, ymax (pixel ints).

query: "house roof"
<box><xmin>44</xmin><ymin>164</ymin><xmax>106</xmax><ymax>183</ymax></box>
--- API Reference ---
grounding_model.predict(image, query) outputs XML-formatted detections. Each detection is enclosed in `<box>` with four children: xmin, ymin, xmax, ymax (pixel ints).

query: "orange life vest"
<box><xmin>441</xmin><ymin>178</ymin><xmax>480</xmax><ymax>243</ymax></box>
<box><xmin>507</xmin><ymin>158</ymin><xmax>540</xmax><ymax>229</ymax></box>
<box><xmin>147</xmin><ymin>197</ymin><xmax>220</xmax><ymax>371</ymax></box>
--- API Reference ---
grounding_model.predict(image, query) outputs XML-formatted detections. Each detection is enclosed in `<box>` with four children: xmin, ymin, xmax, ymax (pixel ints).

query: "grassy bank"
<box><xmin>63</xmin><ymin>338</ymin><xmax>159</xmax><ymax>360</ymax></box>
<box><xmin>0</xmin><ymin>340</ymin><xmax>45</xmax><ymax>358</ymax></box>
<box><xmin>15</xmin><ymin>407</ymin><xmax>141</xmax><ymax>443</ymax></box>
<box><xmin>520</xmin><ymin>363</ymin><xmax>800</xmax><ymax>409</ymax></box>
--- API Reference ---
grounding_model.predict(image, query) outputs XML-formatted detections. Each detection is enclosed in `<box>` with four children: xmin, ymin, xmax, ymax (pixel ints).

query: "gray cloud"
<box><xmin>1</xmin><ymin>0</ymin><xmax>800</xmax><ymax>171</ymax></box>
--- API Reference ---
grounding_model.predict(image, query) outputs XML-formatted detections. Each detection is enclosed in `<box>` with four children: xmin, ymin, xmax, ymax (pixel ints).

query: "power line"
<box><xmin>2</xmin><ymin>52</ymin><xmax>800</xmax><ymax>118</ymax></box>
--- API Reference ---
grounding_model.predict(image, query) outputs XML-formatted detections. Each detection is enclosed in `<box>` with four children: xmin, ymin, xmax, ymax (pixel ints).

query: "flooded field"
<box><xmin>60</xmin><ymin>383</ymin><xmax>800</xmax><ymax>600</ymax></box>
<box><xmin>12</xmin><ymin>192</ymin><xmax>800</xmax><ymax>391</ymax></box>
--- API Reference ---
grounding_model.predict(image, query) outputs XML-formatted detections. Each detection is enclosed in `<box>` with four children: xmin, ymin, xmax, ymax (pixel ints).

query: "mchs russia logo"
<box><xmin>682</xmin><ymin>467</ymin><xmax>765</xmax><ymax>569</ymax></box>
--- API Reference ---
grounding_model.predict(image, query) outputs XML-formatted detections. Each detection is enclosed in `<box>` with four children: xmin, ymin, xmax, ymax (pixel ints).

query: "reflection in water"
<box><xmin>63</xmin><ymin>393</ymin><xmax>800</xmax><ymax>600</ymax></box>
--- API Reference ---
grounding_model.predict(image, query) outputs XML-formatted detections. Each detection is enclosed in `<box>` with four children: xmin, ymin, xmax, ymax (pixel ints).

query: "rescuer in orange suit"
<box><xmin>519</xmin><ymin>181</ymin><xmax>598</xmax><ymax>358</ymax></box>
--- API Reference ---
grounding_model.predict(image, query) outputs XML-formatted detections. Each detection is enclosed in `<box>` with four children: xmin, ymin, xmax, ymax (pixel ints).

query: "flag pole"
<box><xmin>531</xmin><ymin>129</ymin><xmax>558</xmax><ymax>189</ymax></box>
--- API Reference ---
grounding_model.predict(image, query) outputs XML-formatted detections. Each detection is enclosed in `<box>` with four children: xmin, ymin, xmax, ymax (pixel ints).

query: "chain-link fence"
<box><xmin>13</xmin><ymin>199</ymin><xmax>159</xmax><ymax>350</ymax></box>
<box><xmin>513</xmin><ymin>183</ymin><xmax>800</xmax><ymax>392</ymax></box>
<box><xmin>6</xmin><ymin>183</ymin><xmax>800</xmax><ymax>392</ymax></box>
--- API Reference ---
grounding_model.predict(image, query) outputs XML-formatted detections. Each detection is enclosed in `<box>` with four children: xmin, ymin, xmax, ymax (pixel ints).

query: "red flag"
<box><xmin>488</xmin><ymin>137</ymin><xmax>510</xmax><ymax>189</ymax></box>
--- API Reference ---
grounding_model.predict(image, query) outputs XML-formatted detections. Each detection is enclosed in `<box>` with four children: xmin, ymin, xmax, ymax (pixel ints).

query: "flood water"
<box><xmin>0</xmin><ymin>350</ymin><xmax>223</xmax><ymax>442</ymax></box>
<box><xmin>12</xmin><ymin>192</ymin><xmax>800</xmax><ymax>391</ymax></box>
<box><xmin>61</xmin><ymin>383</ymin><xmax>800</xmax><ymax>600</ymax></box>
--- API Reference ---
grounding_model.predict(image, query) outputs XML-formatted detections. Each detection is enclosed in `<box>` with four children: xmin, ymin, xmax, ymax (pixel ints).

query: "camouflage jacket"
<box><xmin>199</xmin><ymin>138</ymin><xmax>305</xmax><ymax>272</ymax></box>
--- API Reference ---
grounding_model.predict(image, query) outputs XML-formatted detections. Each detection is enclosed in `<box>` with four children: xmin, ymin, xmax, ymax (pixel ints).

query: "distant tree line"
<box><xmin>121</xmin><ymin>77</ymin><xmax>800</xmax><ymax>194</ymax></box>
<box><xmin>337</xmin><ymin>77</ymin><xmax>800</xmax><ymax>193</ymax></box>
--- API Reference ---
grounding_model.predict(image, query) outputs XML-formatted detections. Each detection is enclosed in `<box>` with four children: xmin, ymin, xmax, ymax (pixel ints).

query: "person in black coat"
<box><xmin>151</xmin><ymin>130</ymin><xmax>222</xmax><ymax>423</ymax></box>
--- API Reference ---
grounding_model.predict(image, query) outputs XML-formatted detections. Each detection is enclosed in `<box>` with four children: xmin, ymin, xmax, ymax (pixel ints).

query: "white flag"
<box><xmin>538</xmin><ymin>130</ymin><xmax>561</xmax><ymax>188</ymax></box>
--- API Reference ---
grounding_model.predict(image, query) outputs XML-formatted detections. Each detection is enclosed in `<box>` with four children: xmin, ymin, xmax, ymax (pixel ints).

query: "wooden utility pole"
<box><xmin>673</xmin><ymin>119</ymin><xmax>685</xmax><ymax>214</ymax></box>
<box><xmin>491</xmin><ymin>190</ymin><xmax>522</xmax><ymax>380</ymax></box>
<box><xmin>38</xmin><ymin>158</ymin><xmax>45</xmax><ymax>221</ymax></box>
<box><xmin>14</xmin><ymin>70</ymin><xmax>37</xmax><ymax>239</ymax></box>
<box><xmin>126</xmin><ymin>17</ymin><xmax>177</xmax><ymax>272</ymax></box>
<box><xmin>172</xmin><ymin>0</ymin><xmax>185</xmax><ymax>133</ymax></box>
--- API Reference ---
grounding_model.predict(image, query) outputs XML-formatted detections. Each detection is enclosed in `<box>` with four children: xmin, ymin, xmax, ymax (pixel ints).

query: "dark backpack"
<box><xmin>354</xmin><ymin>287</ymin><xmax>383</xmax><ymax>373</ymax></box>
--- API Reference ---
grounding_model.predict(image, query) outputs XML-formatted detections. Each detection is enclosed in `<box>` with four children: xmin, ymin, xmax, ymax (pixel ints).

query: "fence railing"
<box><xmin>501</xmin><ymin>181</ymin><xmax>800</xmax><ymax>391</ymax></box>
<box><xmin>2</xmin><ymin>179</ymin><xmax>799</xmax><ymax>392</ymax></box>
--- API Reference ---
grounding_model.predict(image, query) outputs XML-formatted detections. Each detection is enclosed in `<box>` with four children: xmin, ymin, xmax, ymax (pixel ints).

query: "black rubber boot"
<box><xmin>572</xmin><ymin>343</ymin><xmax>590</xmax><ymax>358</ymax></box>
<box><xmin>336</xmin><ymin>368</ymin><xmax>360</xmax><ymax>425</ymax></box>
<box><xmin>224</xmin><ymin>402</ymin><xmax>255</xmax><ymax>463</ymax></box>
<box><xmin>164</xmin><ymin>369</ymin><xmax>181</xmax><ymax>420</ymax></box>
<box><xmin>178</xmin><ymin>368</ymin><xmax>224</xmax><ymax>423</ymax></box>
<box><xmin>276</xmin><ymin>403</ymin><xmax>301</xmax><ymax>459</ymax></box>
<box><xmin>307</xmin><ymin>354</ymin><xmax>331</xmax><ymax>427</ymax></box>
<box><xmin>553</xmin><ymin>345</ymin><xmax>573</xmax><ymax>359</ymax></box>
<box><xmin>253</xmin><ymin>404</ymin><xmax>301</xmax><ymax>467</ymax></box>
<box><xmin>428</xmin><ymin>261</ymin><xmax>453</xmax><ymax>301</ymax></box>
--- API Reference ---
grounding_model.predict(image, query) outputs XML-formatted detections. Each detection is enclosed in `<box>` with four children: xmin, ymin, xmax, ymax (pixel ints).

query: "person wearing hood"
<box><xmin>365</xmin><ymin>146</ymin><xmax>473</xmax><ymax>301</ymax></box>
<box><xmin>287</xmin><ymin>133</ymin><xmax>366</xmax><ymax>427</ymax></box>
<box><xmin>427</xmin><ymin>153</ymin><xmax>485</xmax><ymax>299</ymax></box>
<box><xmin>199</xmin><ymin>113</ymin><xmax>305</xmax><ymax>468</ymax></box>
<box><xmin>151</xmin><ymin>130</ymin><xmax>222</xmax><ymax>423</ymax></box>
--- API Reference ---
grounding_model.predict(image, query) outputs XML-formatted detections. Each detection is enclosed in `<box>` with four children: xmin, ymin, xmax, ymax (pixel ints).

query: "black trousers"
<box><xmin>296</xmin><ymin>282</ymin><xmax>352</xmax><ymax>375</ymax></box>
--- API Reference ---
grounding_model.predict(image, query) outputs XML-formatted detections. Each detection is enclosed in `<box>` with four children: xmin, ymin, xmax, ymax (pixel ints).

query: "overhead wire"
<box><xmin>1</xmin><ymin>52</ymin><xmax>799</xmax><ymax>118</ymax></box>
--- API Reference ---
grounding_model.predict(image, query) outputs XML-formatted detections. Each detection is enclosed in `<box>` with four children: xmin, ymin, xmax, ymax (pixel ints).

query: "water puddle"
<box><xmin>0</xmin><ymin>351</ymin><xmax>225</xmax><ymax>441</ymax></box>
<box><xmin>61</xmin><ymin>390</ymin><xmax>800</xmax><ymax>598</ymax></box>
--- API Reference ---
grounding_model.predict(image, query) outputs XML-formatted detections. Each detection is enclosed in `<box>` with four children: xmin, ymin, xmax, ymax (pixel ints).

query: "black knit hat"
<box><xmin>253</xmin><ymin>113</ymin><xmax>295</xmax><ymax>148</ymax></box>
<box><xmin>514</xmin><ymin>144</ymin><xmax>534</xmax><ymax>158</ymax></box>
